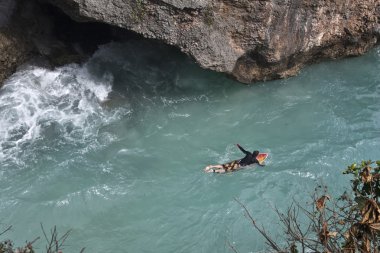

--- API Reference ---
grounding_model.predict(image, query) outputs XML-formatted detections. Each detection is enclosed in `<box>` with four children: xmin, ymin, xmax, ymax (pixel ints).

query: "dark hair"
<box><xmin>252</xmin><ymin>150</ymin><xmax>259</xmax><ymax>156</ymax></box>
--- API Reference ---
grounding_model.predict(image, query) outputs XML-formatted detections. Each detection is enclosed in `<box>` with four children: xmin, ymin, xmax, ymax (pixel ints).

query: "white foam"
<box><xmin>168</xmin><ymin>112</ymin><xmax>191</xmax><ymax>118</ymax></box>
<box><xmin>0</xmin><ymin>62</ymin><xmax>123</xmax><ymax>164</ymax></box>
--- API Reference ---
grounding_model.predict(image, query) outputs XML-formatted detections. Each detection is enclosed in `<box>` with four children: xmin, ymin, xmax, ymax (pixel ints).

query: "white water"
<box><xmin>0</xmin><ymin>41</ymin><xmax>379</xmax><ymax>252</ymax></box>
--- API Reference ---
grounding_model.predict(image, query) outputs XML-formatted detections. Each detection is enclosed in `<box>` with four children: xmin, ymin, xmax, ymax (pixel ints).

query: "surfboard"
<box><xmin>256</xmin><ymin>153</ymin><xmax>268</xmax><ymax>163</ymax></box>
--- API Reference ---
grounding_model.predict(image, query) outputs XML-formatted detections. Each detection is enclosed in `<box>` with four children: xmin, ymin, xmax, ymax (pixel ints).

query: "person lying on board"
<box><xmin>204</xmin><ymin>144</ymin><xmax>265</xmax><ymax>173</ymax></box>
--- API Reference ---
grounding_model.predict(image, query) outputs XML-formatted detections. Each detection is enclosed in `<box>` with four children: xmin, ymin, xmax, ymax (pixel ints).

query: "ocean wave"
<box><xmin>0</xmin><ymin>62</ymin><xmax>124</xmax><ymax>165</ymax></box>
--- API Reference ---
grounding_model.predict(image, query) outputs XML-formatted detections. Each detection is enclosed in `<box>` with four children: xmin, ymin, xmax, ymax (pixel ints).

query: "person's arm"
<box><xmin>236</xmin><ymin>144</ymin><xmax>250</xmax><ymax>155</ymax></box>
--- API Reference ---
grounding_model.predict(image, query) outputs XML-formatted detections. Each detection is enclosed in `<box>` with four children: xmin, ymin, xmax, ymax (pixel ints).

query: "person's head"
<box><xmin>252</xmin><ymin>150</ymin><xmax>259</xmax><ymax>156</ymax></box>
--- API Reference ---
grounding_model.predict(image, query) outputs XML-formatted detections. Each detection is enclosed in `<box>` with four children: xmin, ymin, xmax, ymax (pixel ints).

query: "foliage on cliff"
<box><xmin>236</xmin><ymin>160</ymin><xmax>380</xmax><ymax>253</ymax></box>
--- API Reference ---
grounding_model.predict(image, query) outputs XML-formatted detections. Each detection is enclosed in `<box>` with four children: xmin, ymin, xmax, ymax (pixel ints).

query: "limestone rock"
<box><xmin>15</xmin><ymin>0</ymin><xmax>380</xmax><ymax>83</ymax></box>
<box><xmin>0</xmin><ymin>28</ymin><xmax>32</xmax><ymax>86</ymax></box>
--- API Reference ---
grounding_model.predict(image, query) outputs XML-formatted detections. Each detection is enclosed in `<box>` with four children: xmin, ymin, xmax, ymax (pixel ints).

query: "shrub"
<box><xmin>235</xmin><ymin>160</ymin><xmax>380</xmax><ymax>253</ymax></box>
<box><xmin>0</xmin><ymin>224</ymin><xmax>85</xmax><ymax>253</ymax></box>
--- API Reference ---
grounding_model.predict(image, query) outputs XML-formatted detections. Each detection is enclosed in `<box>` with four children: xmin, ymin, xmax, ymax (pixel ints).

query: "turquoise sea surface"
<box><xmin>0</xmin><ymin>41</ymin><xmax>379</xmax><ymax>252</ymax></box>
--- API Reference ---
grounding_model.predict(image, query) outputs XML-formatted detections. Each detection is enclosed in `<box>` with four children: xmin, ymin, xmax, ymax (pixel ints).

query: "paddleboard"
<box><xmin>256</xmin><ymin>153</ymin><xmax>268</xmax><ymax>163</ymax></box>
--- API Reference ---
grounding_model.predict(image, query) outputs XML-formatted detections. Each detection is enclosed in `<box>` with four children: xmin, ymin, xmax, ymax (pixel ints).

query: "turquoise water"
<box><xmin>0</xmin><ymin>41</ymin><xmax>379</xmax><ymax>252</ymax></box>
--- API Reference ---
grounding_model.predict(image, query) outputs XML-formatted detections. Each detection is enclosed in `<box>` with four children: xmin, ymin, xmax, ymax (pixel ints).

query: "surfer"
<box><xmin>204</xmin><ymin>144</ymin><xmax>265</xmax><ymax>173</ymax></box>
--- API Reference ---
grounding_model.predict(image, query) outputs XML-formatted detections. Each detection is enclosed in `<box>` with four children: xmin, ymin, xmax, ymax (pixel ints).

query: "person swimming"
<box><xmin>204</xmin><ymin>144</ymin><xmax>265</xmax><ymax>173</ymax></box>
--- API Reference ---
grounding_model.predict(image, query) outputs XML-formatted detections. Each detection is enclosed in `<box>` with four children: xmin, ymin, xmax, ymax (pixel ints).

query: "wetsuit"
<box><xmin>237</xmin><ymin>145</ymin><xmax>260</xmax><ymax>166</ymax></box>
<box><xmin>221</xmin><ymin>145</ymin><xmax>262</xmax><ymax>172</ymax></box>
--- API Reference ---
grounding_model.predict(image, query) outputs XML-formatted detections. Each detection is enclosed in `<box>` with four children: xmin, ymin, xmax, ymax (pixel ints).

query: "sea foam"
<box><xmin>0</xmin><ymin>61</ymin><xmax>118</xmax><ymax>165</ymax></box>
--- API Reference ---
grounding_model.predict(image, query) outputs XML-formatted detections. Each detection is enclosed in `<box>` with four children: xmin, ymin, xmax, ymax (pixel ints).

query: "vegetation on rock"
<box><xmin>235</xmin><ymin>160</ymin><xmax>380</xmax><ymax>252</ymax></box>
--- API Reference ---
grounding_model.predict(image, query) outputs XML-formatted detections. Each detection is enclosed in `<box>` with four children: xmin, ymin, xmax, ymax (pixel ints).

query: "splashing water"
<box><xmin>0</xmin><ymin>41</ymin><xmax>379</xmax><ymax>252</ymax></box>
<box><xmin>0</xmin><ymin>53</ymin><xmax>132</xmax><ymax>168</ymax></box>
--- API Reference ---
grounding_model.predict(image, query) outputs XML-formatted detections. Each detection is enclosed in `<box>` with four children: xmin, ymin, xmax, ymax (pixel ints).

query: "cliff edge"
<box><xmin>44</xmin><ymin>0</ymin><xmax>379</xmax><ymax>83</ymax></box>
<box><xmin>1</xmin><ymin>0</ymin><xmax>379</xmax><ymax>85</ymax></box>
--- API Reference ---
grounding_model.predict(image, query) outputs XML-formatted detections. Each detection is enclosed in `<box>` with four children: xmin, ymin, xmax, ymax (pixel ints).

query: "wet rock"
<box><xmin>0</xmin><ymin>0</ymin><xmax>31</xmax><ymax>85</ymax></box>
<box><xmin>0</xmin><ymin>27</ymin><xmax>32</xmax><ymax>86</ymax></box>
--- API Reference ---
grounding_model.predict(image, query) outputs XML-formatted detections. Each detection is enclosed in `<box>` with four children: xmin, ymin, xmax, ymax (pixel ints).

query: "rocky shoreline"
<box><xmin>1</xmin><ymin>0</ymin><xmax>379</xmax><ymax>86</ymax></box>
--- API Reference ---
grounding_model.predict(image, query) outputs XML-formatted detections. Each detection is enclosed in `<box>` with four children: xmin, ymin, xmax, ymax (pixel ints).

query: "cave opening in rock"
<box><xmin>37</xmin><ymin>1</ymin><xmax>143</xmax><ymax>55</ymax></box>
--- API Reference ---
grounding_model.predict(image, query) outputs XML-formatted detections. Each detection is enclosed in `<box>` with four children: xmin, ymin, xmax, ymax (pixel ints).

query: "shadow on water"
<box><xmin>80</xmin><ymin>39</ymin><xmax>254</xmax><ymax>139</ymax></box>
<box><xmin>86</xmin><ymin>40</ymin><xmax>241</xmax><ymax>104</ymax></box>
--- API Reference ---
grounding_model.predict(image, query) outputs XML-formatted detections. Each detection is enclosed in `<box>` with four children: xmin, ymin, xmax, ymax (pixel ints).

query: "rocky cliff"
<box><xmin>1</xmin><ymin>0</ymin><xmax>379</xmax><ymax>85</ymax></box>
<box><xmin>43</xmin><ymin>0</ymin><xmax>379</xmax><ymax>83</ymax></box>
<box><xmin>0</xmin><ymin>0</ymin><xmax>31</xmax><ymax>84</ymax></box>
<box><xmin>0</xmin><ymin>0</ymin><xmax>122</xmax><ymax>86</ymax></box>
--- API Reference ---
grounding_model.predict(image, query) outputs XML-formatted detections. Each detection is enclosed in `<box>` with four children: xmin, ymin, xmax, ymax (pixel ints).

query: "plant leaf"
<box><xmin>360</xmin><ymin>166</ymin><xmax>373</xmax><ymax>183</ymax></box>
<box><xmin>316</xmin><ymin>195</ymin><xmax>330</xmax><ymax>211</ymax></box>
